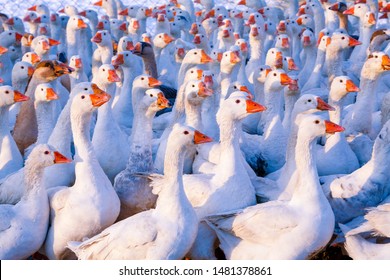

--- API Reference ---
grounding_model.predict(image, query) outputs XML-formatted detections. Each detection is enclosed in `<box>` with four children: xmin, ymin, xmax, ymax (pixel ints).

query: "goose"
<box><xmin>328</xmin><ymin>2</ymin><xmax>351</xmax><ymax>32</ymax></box>
<box><xmin>21</xmin><ymin>33</ymin><xmax>34</xmax><ymax>54</ymax></box>
<box><xmin>0</xmin><ymin>86</ymin><xmax>29</xmax><ymax>180</ymax></box>
<box><xmin>0</xmin><ymin>46</ymin><xmax>12</xmax><ymax>86</ymax></box>
<box><xmin>91</xmin><ymin>30</ymin><xmax>113</xmax><ymax>78</ymax></box>
<box><xmin>206</xmin><ymin>115</ymin><xmax>341</xmax><ymax>260</ymax></box>
<box><xmin>31</xmin><ymin>36</ymin><xmax>61</xmax><ymax>61</ymax></box>
<box><xmin>340</xmin><ymin>223</ymin><xmax>390</xmax><ymax>260</ymax></box>
<box><xmin>68</xmin><ymin>55</ymin><xmax>88</xmax><ymax>90</ymax></box>
<box><xmin>91</xmin><ymin>64</ymin><xmax>128</xmax><ymax>184</ymax></box>
<box><xmin>265</xmin><ymin>47</ymin><xmax>284</xmax><ymax>70</ymax></box>
<box><xmin>219</xmin><ymin>50</ymin><xmax>241</xmax><ymax>103</ymax></box>
<box><xmin>113</xmin><ymin>89</ymin><xmax>170</xmax><ymax>221</ymax></box>
<box><xmin>68</xmin><ymin>124</ymin><xmax>211</xmax><ymax>260</ymax></box>
<box><xmin>66</xmin><ymin>15</ymin><xmax>88</xmax><ymax>62</ymax></box>
<box><xmin>304</xmin><ymin>0</ymin><xmax>326</xmax><ymax>38</ymax></box>
<box><xmin>4</xmin><ymin>17</ymin><xmax>25</xmax><ymax>34</ymax></box>
<box><xmin>28</xmin><ymin>4</ymin><xmax>50</xmax><ymax>17</ymax></box>
<box><xmin>184</xmin><ymin>95</ymin><xmax>265</xmax><ymax>259</ymax></box>
<box><xmin>12</xmin><ymin>60</ymin><xmax>73</xmax><ymax>156</ymax></box>
<box><xmin>109</xmin><ymin>18</ymin><xmax>126</xmax><ymax>42</ymax></box>
<box><xmin>94</xmin><ymin>0</ymin><xmax>118</xmax><ymax>19</ymax></box>
<box><xmin>152</xmin><ymin>32</ymin><xmax>175</xmax><ymax>72</ymax></box>
<box><xmin>127</xmin><ymin>18</ymin><xmax>141</xmax><ymax>43</ymax></box>
<box><xmin>50</xmin><ymin>13</ymin><xmax>63</xmax><ymax>55</ymax></box>
<box><xmin>298</xmin><ymin>28</ymin><xmax>317</xmax><ymax>89</ymax></box>
<box><xmin>316</xmin><ymin>76</ymin><xmax>361</xmax><ymax>176</ymax></box>
<box><xmin>275</xmin><ymin>33</ymin><xmax>292</xmax><ymax>58</ymax></box>
<box><xmin>296</xmin><ymin>14</ymin><xmax>316</xmax><ymax>33</ymax></box>
<box><xmin>0</xmin><ymin>144</ymin><xmax>71</xmax><ymax>260</ymax></box>
<box><xmin>43</xmin><ymin>85</ymin><xmax>120</xmax><ymax>260</ymax></box>
<box><xmin>245</xmin><ymin>24</ymin><xmax>265</xmax><ymax>84</ymax></box>
<box><xmin>320</xmin><ymin>116</ymin><xmax>390</xmax><ymax>222</ymax></box>
<box><xmin>23</xmin><ymin>11</ymin><xmax>39</xmax><ymax>37</ymax></box>
<box><xmin>22</xmin><ymin>52</ymin><xmax>41</xmax><ymax>65</ymax></box>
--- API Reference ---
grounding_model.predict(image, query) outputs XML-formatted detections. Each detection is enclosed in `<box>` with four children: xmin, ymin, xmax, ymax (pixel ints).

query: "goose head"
<box><xmin>228</xmin><ymin>82</ymin><xmax>253</xmax><ymax>100</ymax></box>
<box><xmin>142</xmin><ymin>88</ymin><xmax>171</xmax><ymax>114</ymax></box>
<box><xmin>12</xmin><ymin>61</ymin><xmax>34</xmax><ymax>84</ymax></box>
<box><xmin>300</xmin><ymin>28</ymin><xmax>315</xmax><ymax>48</ymax></box>
<box><xmin>169</xmin><ymin>123</ymin><xmax>213</xmax><ymax>150</ymax></box>
<box><xmin>26</xmin><ymin>144</ymin><xmax>71</xmax><ymax>171</ymax></box>
<box><xmin>265</xmin><ymin>48</ymin><xmax>284</xmax><ymax>69</ymax></box>
<box><xmin>329</xmin><ymin>76</ymin><xmax>360</xmax><ymax>101</ymax></box>
<box><xmin>343</xmin><ymin>3</ymin><xmax>370</xmax><ymax>18</ymax></box>
<box><xmin>32</xmin><ymin>37</ymin><xmax>61</xmax><ymax>55</ymax></box>
<box><xmin>364</xmin><ymin>51</ymin><xmax>390</xmax><ymax>73</ymax></box>
<box><xmin>28</xmin><ymin>4</ymin><xmax>50</xmax><ymax>16</ymax></box>
<box><xmin>265</xmin><ymin>69</ymin><xmax>296</xmax><ymax>91</ymax></box>
<box><xmin>296</xmin><ymin>14</ymin><xmax>315</xmax><ymax>31</ymax></box>
<box><xmin>128</xmin><ymin>18</ymin><xmax>140</xmax><ymax>33</ymax></box>
<box><xmin>4</xmin><ymin>16</ymin><xmax>24</xmax><ymax>31</ymax></box>
<box><xmin>276</xmin><ymin>34</ymin><xmax>291</xmax><ymax>50</ymax></box>
<box><xmin>363</xmin><ymin>11</ymin><xmax>376</xmax><ymax>28</ymax></box>
<box><xmin>133</xmin><ymin>74</ymin><xmax>162</xmax><ymax>90</ymax></box>
<box><xmin>34</xmin><ymin>60</ymin><xmax>74</xmax><ymax>81</ymax></box>
<box><xmin>153</xmin><ymin>33</ymin><xmax>175</xmax><ymax>48</ymax></box>
<box><xmin>201</xmin><ymin>18</ymin><xmax>219</xmax><ymax>35</ymax></box>
<box><xmin>141</xmin><ymin>33</ymin><xmax>153</xmax><ymax>45</ymax></box>
<box><xmin>328</xmin><ymin>2</ymin><xmax>348</xmax><ymax>14</ymax></box>
<box><xmin>182</xmin><ymin>48</ymin><xmax>213</xmax><ymax>65</ymax></box>
<box><xmin>60</xmin><ymin>15</ymin><xmax>70</xmax><ymax>28</ymax></box>
<box><xmin>328</xmin><ymin>32</ymin><xmax>362</xmax><ymax>50</ymax></box>
<box><xmin>249</xmin><ymin>24</ymin><xmax>263</xmax><ymax>42</ymax></box>
<box><xmin>317</xmin><ymin>32</ymin><xmax>331</xmax><ymax>50</ymax></box>
<box><xmin>67</xmin><ymin>15</ymin><xmax>88</xmax><ymax>31</ymax></box>
<box><xmin>184</xmin><ymin>67</ymin><xmax>204</xmax><ymax>83</ymax></box>
<box><xmin>34</xmin><ymin>14</ymin><xmax>50</xmax><ymax>24</ymax></box>
<box><xmin>69</xmin><ymin>55</ymin><xmax>84</xmax><ymax>70</ymax></box>
<box><xmin>0</xmin><ymin>30</ymin><xmax>22</xmax><ymax>47</ymax></box>
<box><xmin>293</xmin><ymin>94</ymin><xmax>335</xmax><ymax>117</ymax></box>
<box><xmin>235</xmin><ymin>39</ymin><xmax>248</xmax><ymax>56</ymax></box>
<box><xmin>193</xmin><ymin>33</ymin><xmax>208</xmax><ymax>48</ymax></box>
<box><xmin>0</xmin><ymin>85</ymin><xmax>29</xmax><ymax>107</ymax></box>
<box><xmin>91</xmin><ymin>30</ymin><xmax>112</xmax><ymax>46</ymax></box>
<box><xmin>264</xmin><ymin>20</ymin><xmax>276</xmax><ymax>36</ymax></box>
<box><xmin>218</xmin><ymin>26</ymin><xmax>234</xmax><ymax>42</ymax></box>
<box><xmin>118</xmin><ymin>6</ymin><xmax>140</xmax><ymax>18</ymax></box>
<box><xmin>71</xmin><ymin>83</ymin><xmax>110</xmax><ymax>114</ymax></box>
<box><xmin>23</xmin><ymin>11</ymin><xmax>38</xmax><ymax>24</ymax></box>
<box><xmin>220</xmin><ymin>50</ymin><xmax>241</xmax><ymax>73</ymax></box>
<box><xmin>136</xmin><ymin>6</ymin><xmax>152</xmax><ymax>20</ymax></box>
<box><xmin>283</xmin><ymin>56</ymin><xmax>299</xmax><ymax>72</ymax></box>
<box><xmin>132</xmin><ymin>41</ymin><xmax>154</xmax><ymax>57</ymax></box>
<box><xmin>297</xmin><ymin>114</ymin><xmax>344</xmax><ymax>141</ymax></box>
<box><xmin>58</xmin><ymin>5</ymin><xmax>79</xmax><ymax>16</ymax></box>
<box><xmin>95</xmin><ymin>64</ymin><xmax>121</xmax><ymax>85</ymax></box>
<box><xmin>217</xmin><ymin>94</ymin><xmax>266</xmax><ymax>122</ymax></box>
<box><xmin>37</xmin><ymin>23</ymin><xmax>50</xmax><ymax>36</ymax></box>
<box><xmin>174</xmin><ymin>42</ymin><xmax>187</xmax><ymax>62</ymax></box>
<box><xmin>34</xmin><ymin>83</ymin><xmax>59</xmax><ymax>103</ymax></box>
<box><xmin>201</xmin><ymin>70</ymin><xmax>216</xmax><ymax>90</ymax></box>
<box><xmin>78</xmin><ymin>9</ymin><xmax>98</xmax><ymax>24</ymax></box>
<box><xmin>246</xmin><ymin>12</ymin><xmax>264</xmax><ymax>26</ymax></box>
<box><xmin>110</xmin><ymin>18</ymin><xmax>126</xmax><ymax>32</ymax></box>
<box><xmin>21</xmin><ymin>33</ymin><xmax>34</xmax><ymax>48</ymax></box>
<box><xmin>117</xmin><ymin>36</ymin><xmax>134</xmax><ymax>52</ymax></box>
<box><xmin>184</xmin><ymin>80</ymin><xmax>213</xmax><ymax>106</ymax></box>
<box><xmin>112</xmin><ymin>51</ymin><xmax>137</xmax><ymax>68</ymax></box>
<box><xmin>22</xmin><ymin>51</ymin><xmax>41</xmax><ymax>65</ymax></box>
<box><xmin>96</xmin><ymin>19</ymin><xmax>110</xmax><ymax>31</ymax></box>
<box><xmin>254</xmin><ymin>65</ymin><xmax>272</xmax><ymax>84</ymax></box>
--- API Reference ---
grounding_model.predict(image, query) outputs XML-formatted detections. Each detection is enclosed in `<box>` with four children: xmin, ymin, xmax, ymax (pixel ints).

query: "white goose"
<box><xmin>0</xmin><ymin>144</ymin><xmax>70</xmax><ymax>260</ymax></box>
<box><xmin>43</xmin><ymin>86</ymin><xmax>120</xmax><ymax>260</ymax></box>
<box><xmin>0</xmin><ymin>87</ymin><xmax>29</xmax><ymax>180</ymax></box>
<box><xmin>206</xmin><ymin>115</ymin><xmax>342</xmax><ymax>260</ymax></box>
<box><xmin>67</xmin><ymin>124</ymin><xmax>211</xmax><ymax>260</ymax></box>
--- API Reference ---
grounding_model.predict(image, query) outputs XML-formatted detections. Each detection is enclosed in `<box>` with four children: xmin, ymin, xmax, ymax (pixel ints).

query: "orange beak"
<box><xmin>177</xmin><ymin>47</ymin><xmax>185</xmax><ymax>58</ymax></box>
<box><xmin>198</xmin><ymin>81</ymin><xmax>213</xmax><ymax>97</ymax></box>
<box><xmin>119</xmin><ymin>8</ymin><xmax>128</xmax><ymax>16</ymax></box>
<box><xmin>23</xmin><ymin>15</ymin><xmax>31</xmax><ymax>22</ymax></box>
<box><xmin>235</xmin><ymin>12</ymin><xmax>243</xmax><ymax>18</ymax></box>
<box><xmin>78</xmin><ymin>19</ymin><xmax>88</xmax><ymax>29</ymax></box>
<box><xmin>280</xmin><ymin>73</ymin><xmax>295</xmax><ymax>85</ymax></box>
<box><xmin>31</xmin><ymin>53</ymin><xmax>41</xmax><ymax>64</ymax></box>
<box><xmin>107</xmin><ymin>69</ymin><xmax>121</xmax><ymax>82</ymax></box>
<box><xmin>148</xmin><ymin>77</ymin><xmax>162</xmax><ymax>87</ymax></box>
<box><xmin>343</xmin><ymin>7</ymin><xmax>355</xmax><ymax>15</ymax></box>
<box><xmin>132</xmin><ymin>20</ymin><xmax>140</xmax><ymax>30</ymax></box>
<box><xmin>303</xmin><ymin>36</ymin><xmax>311</xmax><ymax>47</ymax></box>
<box><xmin>238</xmin><ymin>0</ymin><xmax>246</xmax><ymax>5</ymax></box>
<box><xmin>240</xmin><ymin>42</ymin><xmax>248</xmax><ymax>52</ymax></box>
<box><xmin>194</xmin><ymin>130</ymin><xmax>213</xmax><ymax>144</ymax></box>
<box><xmin>163</xmin><ymin>33</ymin><xmax>174</xmax><ymax>44</ymax></box>
<box><xmin>27</xmin><ymin>66</ymin><xmax>35</xmax><ymax>77</ymax></box>
<box><xmin>39</xmin><ymin>27</ymin><xmax>48</xmax><ymax>35</ymax></box>
<box><xmin>79</xmin><ymin>11</ymin><xmax>87</xmax><ymax>17</ymax></box>
<box><xmin>126</xmin><ymin>41</ymin><xmax>134</xmax><ymax>51</ymax></box>
<box><xmin>346</xmin><ymin>80</ymin><xmax>360</xmax><ymax>92</ymax></box>
<box><xmin>248</xmin><ymin>14</ymin><xmax>256</xmax><ymax>25</ymax></box>
<box><xmin>112</xmin><ymin>54</ymin><xmax>124</xmax><ymax>66</ymax></box>
<box><xmin>145</xmin><ymin>8</ymin><xmax>153</xmax><ymax>17</ymax></box>
<box><xmin>74</xmin><ymin>58</ymin><xmax>83</xmax><ymax>68</ymax></box>
<box><xmin>157</xmin><ymin>92</ymin><xmax>171</xmax><ymax>109</ymax></box>
<box><xmin>91</xmin><ymin>32</ymin><xmax>102</xmax><ymax>43</ymax></box>
<box><xmin>15</xmin><ymin>32</ymin><xmax>23</xmax><ymax>42</ymax></box>
<box><xmin>282</xmin><ymin>37</ymin><xmax>290</xmax><ymax>48</ymax></box>
<box><xmin>382</xmin><ymin>54</ymin><xmax>390</xmax><ymax>70</ymax></box>
<box><xmin>119</xmin><ymin>22</ymin><xmax>127</xmax><ymax>31</ymax></box>
<box><xmin>28</xmin><ymin>5</ymin><xmax>37</xmax><ymax>11</ymax></box>
<box><xmin>251</xmin><ymin>26</ymin><xmax>259</xmax><ymax>37</ymax></box>
<box><xmin>200</xmin><ymin>50</ymin><xmax>213</xmax><ymax>63</ymax></box>
<box><xmin>275</xmin><ymin>52</ymin><xmax>284</xmax><ymax>68</ymax></box>
<box><xmin>96</xmin><ymin>21</ymin><xmax>104</xmax><ymax>30</ymax></box>
<box><xmin>230</xmin><ymin>51</ymin><xmax>241</xmax><ymax>64</ymax></box>
<box><xmin>46</xmin><ymin>88</ymin><xmax>59</xmax><ymax>100</ymax></box>
<box><xmin>329</xmin><ymin>3</ymin><xmax>340</xmax><ymax>11</ymax></box>
<box><xmin>58</xmin><ymin>8</ymin><xmax>65</xmax><ymax>13</ymax></box>
<box><xmin>0</xmin><ymin>46</ymin><xmax>8</xmax><ymax>55</ymax></box>
<box><xmin>13</xmin><ymin>90</ymin><xmax>30</xmax><ymax>102</ymax></box>
<box><xmin>316</xmin><ymin>97</ymin><xmax>335</xmax><ymax>111</ymax></box>
<box><xmin>326</xmin><ymin>37</ymin><xmax>332</xmax><ymax>47</ymax></box>
<box><xmin>34</xmin><ymin>17</ymin><xmax>42</xmax><ymax>23</ymax></box>
<box><xmin>222</xmin><ymin>29</ymin><xmax>230</xmax><ymax>38</ymax></box>
<box><xmin>278</xmin><ymin>21</ymin><xmax>286</xmax><ymax>32</ymax></box>
<box><xmin>94</xmin><ymin>1</ymin><xmax>103</xmax><ymax>6</ymax></box>
<box><xmin>49</xmin><ymin>38</ymin><xmax>61</xmax><ymax>46</ymax></box>
<box><xmin>348</xmin><ymin>37</ymin><xmax>362</xmax><ymax>47</ymax></box>
<box><xmin>296</xmin><ymin>17</ymin><xmax>303</xmax><ymax>25</ymax></box>
<box><xmin>5</xmin><ymin>17</ymin><xmax>14</xmax><ymax>25</ymax></box>
<box><xmin>368</xmin><ymin>13</ymin><xmax>376</xmax><ymax>25</ymax></box>
<box><xmin>90</xmin><ymin>92</ymin><xmax>111</xmax><ymax>107</ymax></box>
<box><xmin>50</xmin><ymin>14</ymin><xmax>57</xmax><ymax>22</ymax></box>
<box><xmin>317</xmin><ymin>31</ymin><xmax>325</xmax><ymax>46</ymax></box>
<box><xmin>325</xmin><ymin>120</ymin><xmax>345</xmax><ymax>134</ymax></box>
<box><xmin>53</xmin><ymin>151</ymin><xmax>72</xmax><ymax>164</ymax></box>
<box><xmin>240</xmin><ymin>86</ymin><xmax>254</xmax><ymax>100</ymax></box>
<box><xmin>246</xmin><ymin>99</ymin><xmax>267</xmax><ymax>113</ymax></box>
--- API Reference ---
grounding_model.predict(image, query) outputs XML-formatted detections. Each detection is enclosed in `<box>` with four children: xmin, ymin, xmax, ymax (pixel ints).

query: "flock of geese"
<box><xmin>0</xmin><ymin>0</ymin><xmax>390</xmax><ymax>260</ymax></box>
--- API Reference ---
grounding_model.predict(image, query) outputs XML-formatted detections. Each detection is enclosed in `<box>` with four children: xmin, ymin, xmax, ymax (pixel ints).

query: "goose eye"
<box><xmin>341</xmin><ymin>37</ymin><xmax>345</xmax><ymax>40</ymax></box>
<box><xmin>8</xmin><ymin>32</ymin><xmax>11</xmax><ymax>35</ymax></box>
<box><xmin>194</xmin><ymin>52</ymin><xmax>197</xmax><ymax>55</ymax></box>
<box><xmin>375</xmin><ymin>55</ymin><xmax>378</xmax><ymax>58</ymax></box>
<box><xmin>314</xmin><ymin>120</ymin><xmax>320</xmax><ymax>124</ymax></box>
<box><xmin>260</xmin><ymin>68</ymin><xmax>263</xmax><ymax>71</ymax></box>
<box><xmin>84</xmin><ymin>88</ymin><xmax>88</xmax><ymax>90</ymax></box>
<box><xmin>81</xmin><ymin>95</ymin><xmax>85</xmax><ymax>99</ymax></box>
<box><xmin>103</xmin><ymin>69</ymin><xmax>105</xmax><ymax>71</ymax></box>
<box><xmin>103</xmin><ymin>32</ymin><xmax>106</xmax><ymax>36</ymax></box>
<box><xmin>340</xmin><ymin>80</ymin><xmax>343</xmax><ymax>83</ymax></box>
<box><xmin>21</xmin><ymin>66</ymin><xmax>24</xmax><ymax>69</ymax></box>
<box><xmin>44</xmin><ymin>151</ymin><xmax>50</xmax><ymax>155</ymax></box>
<box><xmin>5</xmin><ymin>90</ymin><xmax>9</xmax><ymax>94</ymax></box>
<box><xmin>235</xmin><ymin>99</ymin><xmax>240</xmax><ymax>103</ymax></box>
<box><xmin>308</xmin><ymin>99</ymin><xmax>312</xmax><ymax>102</ymax></box>
<box><xmin>233</xmin><ymin>86</ymin><xmax>237</xmax><ymax>89</ymax></box>
<box><xmin>126</xmin><ymin>54</ymin><xmax>129</xmax><ymax>57</ymax></box>
<box><xmin>191</xmin><ymin>71</ymin><xmax>194</xmax><ymax>73</ymax></box>
<box><xmin>41</xmin><ymin>88</ymin><xmax>44</xmax><ymax>91</ymax></box>
<box><xmin>273</xmin><ymin>73</ymin><xmax>277</xmax><ymax>76</ymax></box>
<box><xmin>141</xmin><ymin>77</ymin><xmax>144</xmax><ymax>80</ymax></box>
<box><xmin>183</xmin><ymin>130</ymin><xmax>189</xmax><ymax>135</ymax></box>
<box><xmin>150</xmin><ymin>94</ymin><xmax>153</xmax><ymax>97</ymax></box>
<box><xmin>192</xmin><ymin>84</ymin><xmax>195</xmax><ymax>87</ymax></box>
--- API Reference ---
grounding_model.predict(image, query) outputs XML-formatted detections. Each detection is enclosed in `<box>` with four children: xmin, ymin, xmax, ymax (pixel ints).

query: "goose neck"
<box><xmin>0</xmin><ymin>106</ymin><xmax>10</xmax><ymax>133</ymax></box>
<box><xmin>71</xmin><ymin>108</ymin><xmax>95</xmax><ymax>161</ymax></box>
<box><xmin>130</xmin><ymin>105</ymin><xmax>154</xmax><ymax>148</ymax></box>
<box><xmin>184</xmin><ymin>99</ymin><xmax>203</xmax><ymax>130</ymax></box>
<box><xmin>249</xmin><ymin>38</ymin><xmax>264</xmax><ymax>61</ymax></box>
<box><xmin>48</xmin><ymin>100</ymin><xmax>72</xmax><ymax>157</ymax></box>
<box><xmin>35</xmin><ymin>101</ymin><xmax>55</xmax><ymax>144</ymax></box>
